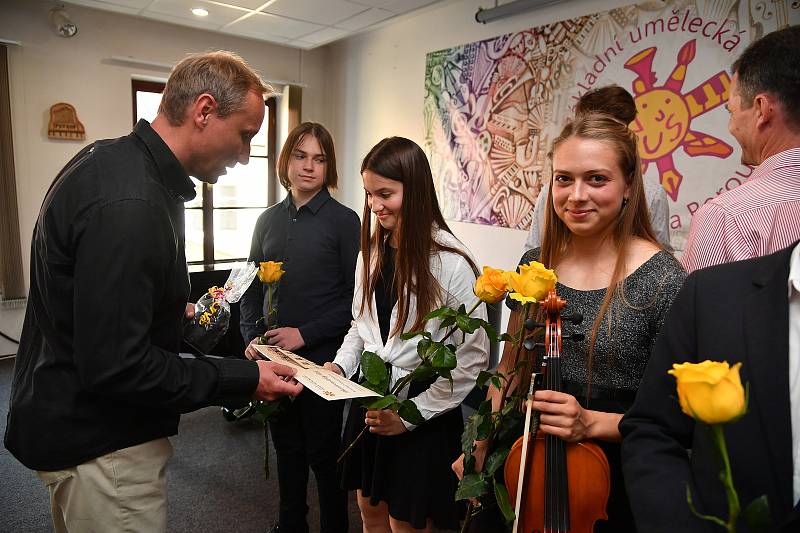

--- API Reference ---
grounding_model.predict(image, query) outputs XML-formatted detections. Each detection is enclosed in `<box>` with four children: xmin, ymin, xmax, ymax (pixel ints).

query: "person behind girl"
<box><xmin>324</xmin><ymin>137</ymin><xmax>489</xmax><ymax>532</ymax></box>
<box><xmin>453</xmin><ymin>95</ymin><xmax>686</xmax><ymax>531</ymax></box>
<box><xmin>240</xmin><ymin>122</ymin><xmax>360</xmax><ymax>533</ymax></box>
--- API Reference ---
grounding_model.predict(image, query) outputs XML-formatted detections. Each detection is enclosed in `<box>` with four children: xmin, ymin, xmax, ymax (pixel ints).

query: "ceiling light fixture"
<box><xmin>49</xmin><ymin>5</ymin><xmax>78</xmax><ymax>38</ymax></box>
<box><xmin>475</xmin><ymin>0</ymin><xmax>565</xmax><ymax>24</ymax></box>
<box><xmin>191</xmin><ymin>7</ymin><xmax>209</xmax><ymax>17</ymax></box>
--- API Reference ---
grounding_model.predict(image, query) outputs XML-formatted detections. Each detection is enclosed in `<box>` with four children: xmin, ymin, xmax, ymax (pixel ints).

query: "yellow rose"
<box><xmin>474</xmin><ymin>266</ymin><xmax>509</xmax><ymax>303</ymax></box>
<box><xmin>669</xmin><ymin>360</ymin><xmax>746</xmax><ymax>424</ymax></box>
<box><xmin>507</xmin><ymin>261</ymin><xmax>557</xmax><ymax>304</ymax></box>
<box><xmin>258</xmin><ymin>261</ymin><xmax>285</xmax><ymax>284</ymax></box>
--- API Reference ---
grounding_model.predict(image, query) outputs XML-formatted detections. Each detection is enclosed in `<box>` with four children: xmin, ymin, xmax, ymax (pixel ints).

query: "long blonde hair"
<box><xmin>540</xmin><ymin>112</ymin><xmax>660</xmax><ymax>386</ymax></box>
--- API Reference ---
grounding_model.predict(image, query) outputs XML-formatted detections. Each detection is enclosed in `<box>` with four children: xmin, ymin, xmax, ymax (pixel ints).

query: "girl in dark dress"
<box><xmin>453</xmin><ymin>87</ymin><xmax>686</xmax><ymax>532</ymax></box>
<box><xmin>324</xmin><ymin>137</ymin><xmax>489</xmax><ymax>532</ymax></box>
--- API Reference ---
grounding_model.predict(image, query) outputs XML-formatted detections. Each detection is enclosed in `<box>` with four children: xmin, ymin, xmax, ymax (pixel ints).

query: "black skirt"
<box><xmin>340</xmin><ymin>389</ymin><xmax>465</xmax><ymax>530</ymax></box>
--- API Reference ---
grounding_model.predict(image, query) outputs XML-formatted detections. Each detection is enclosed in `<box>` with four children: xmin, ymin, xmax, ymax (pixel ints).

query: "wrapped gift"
<box><xmin>183</xmin><ymin>262</ymin><xmax>258</xmax><ymax>354</ymax></box>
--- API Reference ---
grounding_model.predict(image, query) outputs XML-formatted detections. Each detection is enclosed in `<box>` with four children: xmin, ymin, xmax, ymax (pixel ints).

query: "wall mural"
<box><xmin>423</xmin><ymin>0</ymin><xmax>799</xmax><ymax>249</ymax></box>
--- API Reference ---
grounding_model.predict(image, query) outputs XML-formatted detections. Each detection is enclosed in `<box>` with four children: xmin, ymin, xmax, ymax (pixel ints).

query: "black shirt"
<box><xmin>4</xmin><ymin>120</ymin><xmax>259</xmax><ymax>471</ymax></box>
<box><xmin>239</xmin><ymin>188</ymin><xmax>360</xmax><ymax>364</ymax></box>
<box><xmin>375</xmin><ymin>242</ymin><xmax>397</xmax><ymax>345</ymax></box>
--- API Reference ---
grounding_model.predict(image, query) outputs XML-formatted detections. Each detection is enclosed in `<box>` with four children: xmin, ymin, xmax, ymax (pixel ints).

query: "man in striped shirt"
<box><xmin>681</xmin><ymin>25</ymin><xmax>800</xmax><ymax>273</ymax></box>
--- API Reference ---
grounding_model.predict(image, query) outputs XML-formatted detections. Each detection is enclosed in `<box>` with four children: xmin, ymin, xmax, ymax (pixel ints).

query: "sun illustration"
<box><xmin>625</xmin><ymin>39</ymin><xmax>733</xmax><ymax>201</ymax></box>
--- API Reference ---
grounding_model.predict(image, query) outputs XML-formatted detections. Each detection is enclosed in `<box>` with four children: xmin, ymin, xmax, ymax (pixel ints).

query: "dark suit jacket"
<box><xmin>620</xmin><ymin>243</ymin><xmax>800</xmax><ymax>533</ymax></box>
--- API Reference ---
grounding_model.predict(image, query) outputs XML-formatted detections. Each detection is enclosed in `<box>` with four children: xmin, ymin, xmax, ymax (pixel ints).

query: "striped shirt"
<box><xmin>681</xmin><ymin>147</ymin><xmax>800</xmax><ymax>273</ymax></box>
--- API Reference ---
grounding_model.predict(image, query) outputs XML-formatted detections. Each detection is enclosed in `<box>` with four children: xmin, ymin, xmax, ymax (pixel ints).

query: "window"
<box><xmin>132</xmin><ymin>79</ymin><xmax>276</xmax><ymax>265</ymax></box>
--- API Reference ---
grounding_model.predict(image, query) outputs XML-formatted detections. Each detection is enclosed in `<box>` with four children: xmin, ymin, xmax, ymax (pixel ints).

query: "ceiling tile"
<box><xmin>139</xmin><ymin>10</ymin><xmax>223</xmax><ymax>30</ymax></box>
<box><xmin>301</xmin><ymin>26</ymin><xmax>349</xmax><ymax>45</ymax></box>
<box><xmin>225</xmin><ymin>11</ymin><xmax>324</xmax><ymax>40</ymax></box>
<box><xmin>205</xmin><ymin>0</ymin><xmax>266</xmax><ymax>9</ymax></box>
<box><xmin>346</xmin><ymin>0</ymin><xmax>393</xmax><ymax>7</ymax></box>
<box><xmin>145</xmin><ymin>0</ymin><xmax>248</xmax><ymax>26</ymax></box>
<box><xmin>218</xmin><ymin>26</ymin><xmax>290</xmax><ymax>44</ymax></box>
<box><xmin>378</xmin><ymin>0</ymin><xmax>439</xmax><ymax>14</ymax></box>
<box><xmin>334</xmin><ymin>7</ymin><xmax>393</xmax><ymax>31</ymax></box>
<box><xmin>63</xmin><ymin>0</ymin><xmax>146</xmax><ymax>14</ymax></box>
<box><xmin>260</xmin><ymin>0</ymin><xmax>368</xmax><ymax>26</ymax></box>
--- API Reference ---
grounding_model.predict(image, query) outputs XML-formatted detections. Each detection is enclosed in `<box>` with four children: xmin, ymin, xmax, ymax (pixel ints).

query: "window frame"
<box><xmin>132</xmin><ymin>80</ymin><xmax>276</xmax><ymax>266</ymax></box>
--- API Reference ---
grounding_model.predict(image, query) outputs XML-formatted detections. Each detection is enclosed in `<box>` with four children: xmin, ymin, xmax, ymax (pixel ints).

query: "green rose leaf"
<box><xmin>490</xmin><ymin>375</ymin><xmax>503</xmax><ymax>391</ymax></box>
<box><xmin>416</xmin><ymin>338</ymin><xmax>434</xmax><ymax>360</ymax></box>
<box><xmin>484</xmin><ymin>447</ymin><xmax>510</xmax><ymax>475</ymax></box>
<box><xmin>397</xmin><ymin>399</ymin><xmax>425</xmax><ymax>426</ymax></box>
<box><xmin>361</xmin><ymin>351</ymin><xmax>388</xmax><ymax>386</ymax></box>
<box><xmin>477</xmin><ymin>399</ymin><xmax>492</xmax><ymax>416</ymax></box>
<box><xmin>410</xmin><ymin>364</ymin><xmax>437</xmax><ymax>381</ymax></box>
<box><xmin>496</xmin><ymin>411</ymin><xmax>524</xmax><ymax>446</ymax></box>
<box><xmin>456</xmin><ymin>314</ymin><xmax>481</xmax><ymax>334</ymax></box>
<box><xmin>424</xmin><ymin>306</ymin><xmax>456</xmax><ymax>321</ymax></box>
<box><xmin>498</xmin><ymin>332</ymin><xmax>514</xmax><ymax>342</ymax></box>
<box><xmin>400</xmin><ymin>330</ymin><xmax>431</xmax><ymax>340</ymax></box>
<box><xmin>455</xmin><ymin>473</ymin><xmax>488</xmax><ymax>501</ymax></box>
<box><xmin>462</xmin><ymin>453</ymin><xmax>475</xmax><ymax>474</ymax></box>
<box><xmin>367</xmin><ymin>394</ymin><xmax>399</xmax><ymax>410</ymax></box>
<box><xmin>741</xmin><ymin>495</ymin><xmax>771</xmax><ymax>532</ymax></box>
<box><xmin>362</xmin><ymin>378</ymin><xmax>388</xmax><ymax>396</ymax></box>
<box><xmin>501</xmin><ymin>399</ymin><xmax>519</xmax><ymax>417</ymax></box>
<box><xmin>494</xmin><ymin>479</ymin><xmax>516</xmax><ymax>524</ymax></box>
<box><xmin>252</xmin><ymin>398</ymin><xmax>286</xmax><ymax>423</ymax></box>
<box><xmin>479</xmin><ymin>319</ymin><xmax>499</xmax><ymax>342</ymax></box>
<box><xmin>440</xmin><ymin>316</ymin><xmax>457</xmax><ymax>329</ymax></box>
<box><xmin>475</xmin><ymin>410</ymin><xmax>493</xmax><ymax>440</ymax></box>
<box><xmin>476</xmin><ymin>370</ymin><xmax>494</xmax><ymax>388</ymax></box>
<box><xmin>461</xmin><ymin>413</ymin><xmax>481</xmax><ymax>453</ymax></box>
<box><xmin>431</xmin><ymin>344</ymin><xmax>457</xmax><ymax>370</ymax></box>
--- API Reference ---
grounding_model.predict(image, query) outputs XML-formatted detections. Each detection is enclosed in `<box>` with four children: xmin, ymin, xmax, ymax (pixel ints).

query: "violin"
<box><xmin>503</xmin><ymin>289</ymin><xmax>610</xmax><ymax>533</ymax></box>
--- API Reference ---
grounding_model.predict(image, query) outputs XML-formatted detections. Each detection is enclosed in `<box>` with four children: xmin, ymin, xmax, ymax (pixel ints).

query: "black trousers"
<box><xmin>269</xmin><ymin>389</ymin><xmax>348</xmax><ymax>533</ymax></box>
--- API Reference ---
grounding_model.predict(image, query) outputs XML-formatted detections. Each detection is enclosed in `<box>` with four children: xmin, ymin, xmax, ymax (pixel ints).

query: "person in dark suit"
<box><xmin>620</xmin><ymin>241</ymin><xmax>800</xmax><ymax>532</ymax></box>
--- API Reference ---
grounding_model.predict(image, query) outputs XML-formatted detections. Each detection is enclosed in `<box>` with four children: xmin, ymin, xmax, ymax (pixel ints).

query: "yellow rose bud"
<box><xmin>258</xmin><ymin>261</ymin><xmax>285</xmax><ymax>284</ymax></box>
<box><xmin>507</xmin><ymin>261</ymin><xmax>557</xmax><ymax>304</ymax></box>
<box><xmin>668</xmin><ymin>360</ymin><xmax>746</xmax><ymax>424</ymax></box>
<box><xmin>474</xmin><ymin>266</ymin><xmax>509</xmax><ymax>303</ymax></box>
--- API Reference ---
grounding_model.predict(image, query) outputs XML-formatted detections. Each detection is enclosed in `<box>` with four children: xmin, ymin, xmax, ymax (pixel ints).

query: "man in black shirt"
<box><xmin>4</xmin><ymin>51</ymin><xmax>302</xmax><ymax>532</ymax></box>
<box><xmin>241</xmin><ymin>123</ymin><xmax>360</xmax><ymax>533</ymax></box>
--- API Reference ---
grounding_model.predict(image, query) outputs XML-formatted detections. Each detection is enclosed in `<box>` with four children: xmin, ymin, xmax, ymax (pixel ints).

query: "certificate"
<box><xmin>253</xmin><ymin>344</ymin><xmax>380</xmax><ymax>401</ymax></box>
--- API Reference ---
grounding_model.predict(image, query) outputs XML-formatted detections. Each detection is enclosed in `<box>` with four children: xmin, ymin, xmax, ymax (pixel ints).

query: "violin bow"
<box><xmin>511</xmin><ymin>371</ymin><xmax>539</xmax><ymax>533</ymax></box>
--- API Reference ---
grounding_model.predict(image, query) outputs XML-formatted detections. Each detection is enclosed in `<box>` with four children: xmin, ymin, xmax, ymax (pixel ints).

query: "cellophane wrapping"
<box><xmin>183</xmin><ymin>262</ymin><xmax>258</xmax><ymax>354</ymax></box>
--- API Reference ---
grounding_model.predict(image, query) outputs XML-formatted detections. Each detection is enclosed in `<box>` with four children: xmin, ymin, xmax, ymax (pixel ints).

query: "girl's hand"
<box><xmin>244</xmin><ymin>336</ymin><xmax>263</xmax><ymax>360</ymax></box>
<box><xmin>451</xmin><ymin>439</ymin><xmax>488</xmax><ymax>480</ymax></box>
<box><xmin>532</xmin><ymin>390</ymin><xmax>594</xmax><ymax>442</ymax></box>
<box><xmin>365</xmin><ymin>408</ymin><xmax>408</xmax><ymax>436</ymax></box>
<box><xmin>323</xmin><ymin>362</ymin><xmax>343</xmax><ymax>376</ymax></box>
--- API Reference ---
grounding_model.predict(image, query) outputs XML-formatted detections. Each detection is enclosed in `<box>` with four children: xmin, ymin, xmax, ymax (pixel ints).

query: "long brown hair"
<box><xmin>359</xmin><ymin>137</ymin><xmax>477</xmax><ymax>336</ymax></box>
<box><xmin>540</xmin><ymin>111</ymin><xmax>660</xmax><ymax>386</ymax></box>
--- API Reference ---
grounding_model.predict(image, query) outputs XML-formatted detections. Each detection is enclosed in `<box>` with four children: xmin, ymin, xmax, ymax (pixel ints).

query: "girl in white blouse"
<box><xmin>325</xmin><ymin>137</ymin><xmax>489</xmax><ymax>532</ymax></box>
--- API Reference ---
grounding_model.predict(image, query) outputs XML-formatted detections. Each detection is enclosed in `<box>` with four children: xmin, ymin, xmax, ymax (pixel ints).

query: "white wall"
<box><xmin>326</xmin><ymin>0</ymin><xmax>633</xmax><ymax>328</ymax></box>
<box><xmin>0</xmin><ymin>0</ymin><xmax>330</xmax><ymax>354</ymax></box>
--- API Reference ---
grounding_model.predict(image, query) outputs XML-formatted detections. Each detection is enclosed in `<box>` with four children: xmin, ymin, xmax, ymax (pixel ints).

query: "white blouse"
<box><xmin>333</xmin><ymin>228</ymin><xmax>490</xmax><ymax>430</ymax></box>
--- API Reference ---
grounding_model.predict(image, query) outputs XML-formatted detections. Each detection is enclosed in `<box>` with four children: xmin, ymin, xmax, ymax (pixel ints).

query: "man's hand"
<box><xmin>364</xmin><ymin>408</ymin><xmax>408</xmax><ymax>436</ymax></box>
<box><xmin>253</xmin><ymin>361</ymin><xmax>303</xmax><ymax>401</ymax></box>
<box><xmin>184</xmin><ymin>303</ymin><xmax>195</xmax><ymax>320</ymax></box>
<box><xmin>261</xmin><ymin>327</ymin><xmax>305</xmax><ymax>351</ymax></box>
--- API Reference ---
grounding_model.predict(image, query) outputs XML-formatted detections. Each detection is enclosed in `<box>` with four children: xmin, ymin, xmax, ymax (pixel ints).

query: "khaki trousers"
<box><xmin>37</xmin><ymin>438</ymin><xmax>173</xmax><ymax>533</ymax></box>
